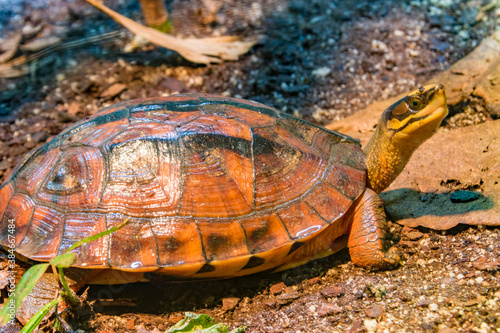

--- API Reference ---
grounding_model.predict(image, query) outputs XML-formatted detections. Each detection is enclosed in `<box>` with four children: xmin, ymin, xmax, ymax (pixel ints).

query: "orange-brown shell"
<box><xmin>0</xmin><ymin>94</ymin><xmax>366</xmax><ymax>278</ymax></box>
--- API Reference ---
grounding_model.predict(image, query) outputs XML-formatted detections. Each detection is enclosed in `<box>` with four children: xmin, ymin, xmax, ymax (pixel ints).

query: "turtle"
<box><xmin>0</xmin><ymin>84</ymin><xmax>448</xmax><ymax>325</ymax></box>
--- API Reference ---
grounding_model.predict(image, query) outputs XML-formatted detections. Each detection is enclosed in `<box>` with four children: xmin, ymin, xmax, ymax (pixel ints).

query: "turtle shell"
<box><xmin>0</xmin><ymin>94</ymin><xmax>366</xmax><ymax>278</ymax></box>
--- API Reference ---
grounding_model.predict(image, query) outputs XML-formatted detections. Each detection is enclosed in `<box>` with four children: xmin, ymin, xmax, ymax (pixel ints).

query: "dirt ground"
<box><xmin>0</xmin><ymin>0</ymin><xmax>499</xmax><ymax>332</ymax></box>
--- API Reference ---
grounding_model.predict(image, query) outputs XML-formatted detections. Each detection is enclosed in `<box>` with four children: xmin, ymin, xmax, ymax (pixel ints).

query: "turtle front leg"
<box><xmin>348</xmin><ymin>188</ymin><xmax>401</xmax><ymax>269</ymax></box>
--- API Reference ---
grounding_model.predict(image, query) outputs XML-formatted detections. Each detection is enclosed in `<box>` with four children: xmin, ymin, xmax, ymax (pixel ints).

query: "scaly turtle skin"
<box><xmin>0</xmin><ymin>84</ymin><xmax>448</xmax><ymax>325</ymax></box>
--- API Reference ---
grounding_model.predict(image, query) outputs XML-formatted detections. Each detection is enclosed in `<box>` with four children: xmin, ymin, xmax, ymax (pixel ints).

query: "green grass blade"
<box><xmin>0</xmin><ymin>263</ymin><xmax>50</xmax><ymax>325</ymax></box>
<box><xmin>50</xmin><ymin>252</ymin><xmax>77</xmax><ymax>268</ymax></box>
<box><xmin>65</xmin><ymin>217</ymin><xmax>130</xmax><ymax>253</ymax></box>
<box><xmin>19</xmin><ymin>297</ymin><xmax>61</xmax><ymax>333</ymax></box>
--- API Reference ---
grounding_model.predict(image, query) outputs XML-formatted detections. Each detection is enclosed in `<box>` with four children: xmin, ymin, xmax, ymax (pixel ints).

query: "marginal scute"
<box><xmin>305</xmin><ymin>183</ymin><xmax>353</xmax><ymax>222</ymax></box>
<box><xmin>108</xmin><ymin>216</ymin><xmax>157</xmax><ymax>269</ymax></box>
<box><xmin>196</xmin><ymin>263</ymin><xmax>216</xmax><ymax>274</ymax></box>
<box><xmin>0</xmin><ymin>184</ymin><xmax>14</xmax><ymax>221</ymax></box>
<box><xmin>277</xmin><ymin>201</ymin><xmax>328</xmax><ymax>239</ymax></box>
<box><xmin>325</xmin><ymin>163</ymin><xmax>366</xmax><ymax>199</ymax></box>
<box><xmin>197</xmin><ymin>220</ymin><xmax>249</xmax><ymax>261</ymax></box>
<box><xmin>152</xmin><ymin>218</ymin><xmax>205</xmax><ymax>266</ymax></box>
<box><xmin>59</xmin><ymin>213</ymin><xmax>108</xmax><ymax>267</ymax></box>
<box><xmin>15</xmin><ymin>206</ymin><xmax>64</xmax><ymax>260</ymax></box>
<box><xmin>241</xmin><ymin>255</ymin><xmax>266</xmax><ymax>270</ymax></box>
<box><xmin>287</xmin><ymin>241</ymin><xmax>305</xmax><ymax>255</ymax></box>
<box><xmin>240</xmin><ymin>213</ymin><xmax>291</xmax><ymax>253</ymax></box>
<box><xmin>0</xmin><ymin>193</ymin><xmax>34</xmax><ymax>247</ymax></box>
<box><xmin>14</xmin><ymin>148</ymin><xmax>62</xmax><ymax>196</ymax></box>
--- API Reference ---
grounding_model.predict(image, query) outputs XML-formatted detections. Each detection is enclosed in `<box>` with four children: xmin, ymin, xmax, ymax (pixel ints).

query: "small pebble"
<box><xmin>321</xmin><ymin>285</ymin><xmax>344</xmax><ymax>298</ymax></box>
<box><xmin>264</xmin><ymin>298</ymin><xmax>276</xmax><ymax>308</ymax></box>
<box><xmin>317</xmin><ymin>303</ymin><xmax>342</xmax><ymax>316</ymax></box>
<box><xmin>270</xmin><ymin>282</ymin><xmax>286</xmax><ymax>294</ymax></box>
<box><xmin>416</xmin><ymin>299</ymin><xmax>432</xmax><ymax>307</ymax></box>
<box><xmin>222</xmin><ymin>297</ymin><xmax>240</xmax><ymax>311</ymax></box>
<box><xmin>126</xmin><ymin>318</ymin><xmax>135</xmax><ymax>330</ymax></box>
<box><xmin>365</xmin><ymin>304</ymin><xmax>385</xmax><ymax>318</ymax></box>
<box><xmin>364</xmin><ymin>319</ymin><xmax>378</xmax><ymax>333</ymax></box>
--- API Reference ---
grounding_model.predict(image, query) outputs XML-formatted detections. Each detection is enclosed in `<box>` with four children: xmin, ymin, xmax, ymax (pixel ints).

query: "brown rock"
<box><xmin>277</xmin><ymin>292</ymin><xmax>300</xmax><ymax>305</ymax></box>
<box><xmin>440</xmin><ymin>277</ymin><xmax>457</xmax><ymax>285</ymax></box>
<box><xmin>263</xmin><ymin>298</ymin><xmax>276</xmax><ymax>308</ymax></box>
<box><xmin>160</xmin><ymin>77</ymin><xmax>187</xmax><ymax>93</ymax></box>
<box><xmin>317</xmin><ymin>302</ymin><xmax>342</xmax><ymax>316</ymax></box>
<box><xmin>221</xmin><ymin>297</ymin><xmax>240</xmax><ymax>311</ymax></box>
<box><xmin>30</xmin><ymin>130</ymin><xmax>48</xmax><ymax>143</ymax></box>
<box><xmin>100</xmin><ymin>83</ymin><xmax>127</xmax><ymax>98</ymax></box>
<box><xmin>472</xmin><ymin>257</ymin><xmax>500</xmax><ymax>270</ymax></box>
<box><xmin>270</xmin><ymin>282</ymin><xmax>286</xmax><ymax>294</ymax></box>
<box><xmin>308</xmin><ymin>277</ymin><xmax>320</xmax><ymax>285</ymax></box>
<box><xmin>416</xmin><ymin>299</ymin><xmax>432</xmax><ymax>307</ymax></box>
<box><xmin>321</xmin><ymin>285</ymin><xmax>344</xmax><ymax>298</ymax></box>
<box><xmin>126</xmin><ymin>318</ymin><xmax>135</xmax><ymax>330</ymax></box>
<box><xmin>405</xmin><ymin>230</ymin><xmax>424</xmax><ymax>240</ymax></box>
<box><xmin>365</xmin><ymin>304</ymin><xmax>385</xmax><ymax>318</ymax></box>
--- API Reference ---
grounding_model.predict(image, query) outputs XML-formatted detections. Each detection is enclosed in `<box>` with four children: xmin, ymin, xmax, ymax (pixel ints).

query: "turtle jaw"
<box><xmin>365</xmin><ymin>84</ymin><xmax>448</xmax><ymax>193</ymax></box>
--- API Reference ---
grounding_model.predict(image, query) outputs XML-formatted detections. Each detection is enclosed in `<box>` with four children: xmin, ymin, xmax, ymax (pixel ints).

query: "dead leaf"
<box><xmin>0</xmin><ymin>33</ymin><xmax>22</xmax><ymax>63</ymax></box>
<box><xmin>381</xmin><ymin>120</ymin><xmax>500</xmax><ymax>229</ymax></box>
<box><xmin>99</xmin><ymin>83</ymin><xmax>127</xmax><ymax>98</ymax></box>
<box><xmin>85</xmin><ymin>0</ymin><xmax>255</xmax><ymax>64</ymax></box>
<box><xmin>0</xmin><ymin>31</ymin><xmax>120</xmax><ymax>78</ymax></box>
<box><xmin>0</xmin><ymin>54</ymin><xmax>30</xmax><ymax>78</ymax></box>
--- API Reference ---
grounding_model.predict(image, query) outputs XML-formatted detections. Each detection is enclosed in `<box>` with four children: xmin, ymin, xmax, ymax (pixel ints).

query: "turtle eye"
<box><xmin>407</xmin><ymin>96</ymin><xmax>425</xmax><ymax>111</ymax></box>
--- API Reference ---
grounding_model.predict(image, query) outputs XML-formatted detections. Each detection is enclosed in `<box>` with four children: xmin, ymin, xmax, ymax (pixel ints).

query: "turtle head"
<box><xmin>383</xmin><ymin>84</ymin><xmax>448</xmax><ymax>143</ymax></box>
<box><xmin>365</xmin><ymin>84</ymin><xmax>448</xmax><ymax>193</ymax></box>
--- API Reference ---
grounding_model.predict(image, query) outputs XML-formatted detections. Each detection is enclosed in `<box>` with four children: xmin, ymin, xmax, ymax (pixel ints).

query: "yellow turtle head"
<box><xmin>382</xmin><ymin>84</ymin><xmax>448</xmax><ymax>143</ymax></box>
<box><xmin>365</xmin><ymin>84</ymin><xmax>448</xmax><ymax>193</ymax></box>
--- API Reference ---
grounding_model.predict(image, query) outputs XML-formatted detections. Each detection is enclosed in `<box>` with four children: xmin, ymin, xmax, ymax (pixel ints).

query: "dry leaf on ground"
<box><xmin>85</xmin><ymin>0</ymin><xmax>255</xmax><ymax>64</ymax></box>
<box><xmin>0</xmin><ymin>33</ymin><xmax>22</xmax><ymax>64</ymax></box>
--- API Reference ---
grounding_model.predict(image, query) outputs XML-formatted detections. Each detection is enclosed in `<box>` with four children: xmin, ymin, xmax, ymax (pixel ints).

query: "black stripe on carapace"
<box><xmin>180</xmin><ymin>132</ymin><xmax>252</xmax><ymax>158</ymax></box>
<box><xmin>241</xmin><ymin>255</ymin><xmax>266</xmax><ymax>270</ymax></box>
<box><xmin>252</xmin><ymin>133</ymin><xmax>300</xmax><ymax>157</ymax></box>
<box><xmin>287</xmin><ymin>241</ymin><xmax>305</xmax><ymax>256</ymax></box>
<box><xmin>196</xmin><ymin>262</ymin><xmax>217</xmax><ymax>274</ymax></box>
<box><xmin>128</xmin><ymin>96</ymin><xmax>280</xmax><ymax>118</ymax></box>
<box><xmin>62</xmin><ymin>108</ymin><xmax>130</xmax><ymax>139</ymax></box>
